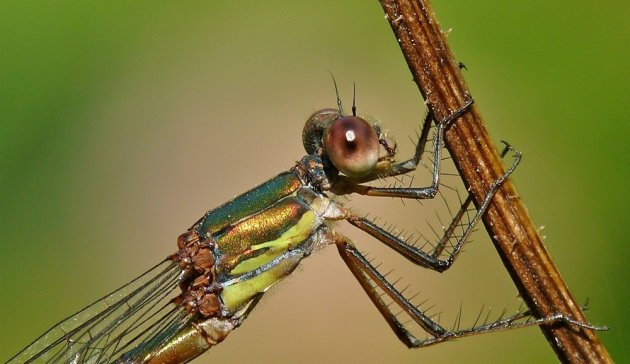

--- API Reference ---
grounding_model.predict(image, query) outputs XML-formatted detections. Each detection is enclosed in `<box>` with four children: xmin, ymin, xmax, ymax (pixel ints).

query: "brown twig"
<box><xmin>378</xmin><ymin>0</ymin><xmax>612</xmax><ymax>362</ymax></box>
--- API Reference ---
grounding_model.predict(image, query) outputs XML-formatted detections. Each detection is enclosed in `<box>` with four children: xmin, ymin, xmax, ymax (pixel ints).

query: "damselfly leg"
<box><xmin>323</xmin><ymin>99</ymin><xmax>603</xmax><ymax>347</ymax></box>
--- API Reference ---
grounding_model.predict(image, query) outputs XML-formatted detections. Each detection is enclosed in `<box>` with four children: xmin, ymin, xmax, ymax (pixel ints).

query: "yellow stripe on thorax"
<box><xmin>229</xmin><ymin>210</ymin><xmax>317</xmax><ymax>275</ymax></box>
<box><xmin>220</xmin><ymin>210</ymin><xmax>318</xmax><ymax>312</ymax></box>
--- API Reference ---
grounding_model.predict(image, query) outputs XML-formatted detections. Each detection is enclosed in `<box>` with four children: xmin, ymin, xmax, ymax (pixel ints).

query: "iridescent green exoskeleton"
<box><xmin>6</xmin><ymin>95</ymin><xmax>597</xmax><ymax>364</ymax></box>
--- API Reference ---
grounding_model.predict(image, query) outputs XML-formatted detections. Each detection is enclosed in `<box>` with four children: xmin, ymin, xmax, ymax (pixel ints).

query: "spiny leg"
<box><xmin>344</xmin><ymin>144</ymin><xmax>521</xmax><ymax>272</ymax></box>
<box><xmin>334</xmin><ymin>234</ymin><xmax>606</xmax><ymax>348</ymax></box>
<box><xmin>431</xmin><ymin>141</ymin><xmax>514</xmax><ymax>258</ymax></box>
<box><xmin>334</xmin><ymin>238</ymin><xmax>446</xmax><ymax>341</ymax></box>
<box><xmin>335</xmin><ymin>240</ymin><xmax>422</xmax><ymax>348</ymax></box>
<box><xmin>416</xmin><ymin>310</ymin><xmax>606</xmax><ymax>348</ymax></box>
<box><xmin>333</xmin><ymin>98</ymin><xmax>474</xmax><ymax>198</ymax></box>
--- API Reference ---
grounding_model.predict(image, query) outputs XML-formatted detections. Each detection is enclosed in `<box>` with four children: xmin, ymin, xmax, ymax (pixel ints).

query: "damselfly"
<box><xmin>6</xmin><ymin>89</ymin><xmax>598</xmax><ymax>364</ymax></box>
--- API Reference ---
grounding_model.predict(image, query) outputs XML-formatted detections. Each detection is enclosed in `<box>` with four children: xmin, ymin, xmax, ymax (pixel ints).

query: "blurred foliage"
<box><xmin>0</xmin><ymin>1</ymin><xmax>626</xmax><ymax>363</ymax></box>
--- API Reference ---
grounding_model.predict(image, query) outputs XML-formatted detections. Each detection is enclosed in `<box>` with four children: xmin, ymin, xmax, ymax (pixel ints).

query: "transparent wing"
<box><xmin>7</xmin><ymin>258</ymin><xmax>192</xmax><ymax>364</ymax></box>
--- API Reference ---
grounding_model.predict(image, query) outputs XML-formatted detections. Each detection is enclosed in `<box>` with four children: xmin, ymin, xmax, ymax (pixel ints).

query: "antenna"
<box><xmin>352</xmin><ymin>82</ymin><xmax>357</xmax><ymax>116</ymax></box>
<box><xmin>329</xmin><ymin>72</ymin><xmax>344</xmax><ymax>114</ymax></box>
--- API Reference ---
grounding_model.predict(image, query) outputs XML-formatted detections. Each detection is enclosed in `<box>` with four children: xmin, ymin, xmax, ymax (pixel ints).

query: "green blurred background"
<box><xmin>0</xmin><ymin>1</ymin><xmax>627</xmax><ymax>363</ymax></box>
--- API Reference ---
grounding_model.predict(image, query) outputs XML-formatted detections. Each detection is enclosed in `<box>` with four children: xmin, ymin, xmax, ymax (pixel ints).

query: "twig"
<box><xmin>378</xmin><ymin>0</ymin><xmax>612</xmax><ymax>362</ymax></box>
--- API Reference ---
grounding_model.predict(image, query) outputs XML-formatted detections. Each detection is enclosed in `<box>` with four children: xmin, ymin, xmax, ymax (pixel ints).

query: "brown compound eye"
<box><xmin>324</xmin><ymin>116</ymin><xmax>379</xmax><ymax>177</ymax></box>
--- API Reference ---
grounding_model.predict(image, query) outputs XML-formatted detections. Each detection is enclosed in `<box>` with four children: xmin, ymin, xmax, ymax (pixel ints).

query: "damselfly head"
<box><xmin>302</xmin><ymin>109</ymin><xmax>396</xmax><ymax>178</ymax></box>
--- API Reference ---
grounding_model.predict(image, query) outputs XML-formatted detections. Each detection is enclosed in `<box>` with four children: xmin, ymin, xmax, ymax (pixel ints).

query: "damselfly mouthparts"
<box><xmin>6</xmin><ymin>92</ymin><xmax>600</xmax><ymax>364</ymax></box>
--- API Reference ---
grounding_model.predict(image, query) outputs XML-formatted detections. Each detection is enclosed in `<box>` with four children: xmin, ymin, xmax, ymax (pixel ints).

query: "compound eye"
<box><xmin>324</xmin><ymin>116</ymin><xmax>379</xmax><ymax>177</ymax></box>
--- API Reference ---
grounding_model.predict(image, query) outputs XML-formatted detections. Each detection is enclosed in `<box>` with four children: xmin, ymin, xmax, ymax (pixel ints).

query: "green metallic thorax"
<box><xmin>196</xmin><ymin>170</ymin><xmax>327</xmax><ymax>314</ymax></box>
<box><xmin>198</xmin><ymin>171</ymin><xmax>303</xmax><ymax>235</ymax></box>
